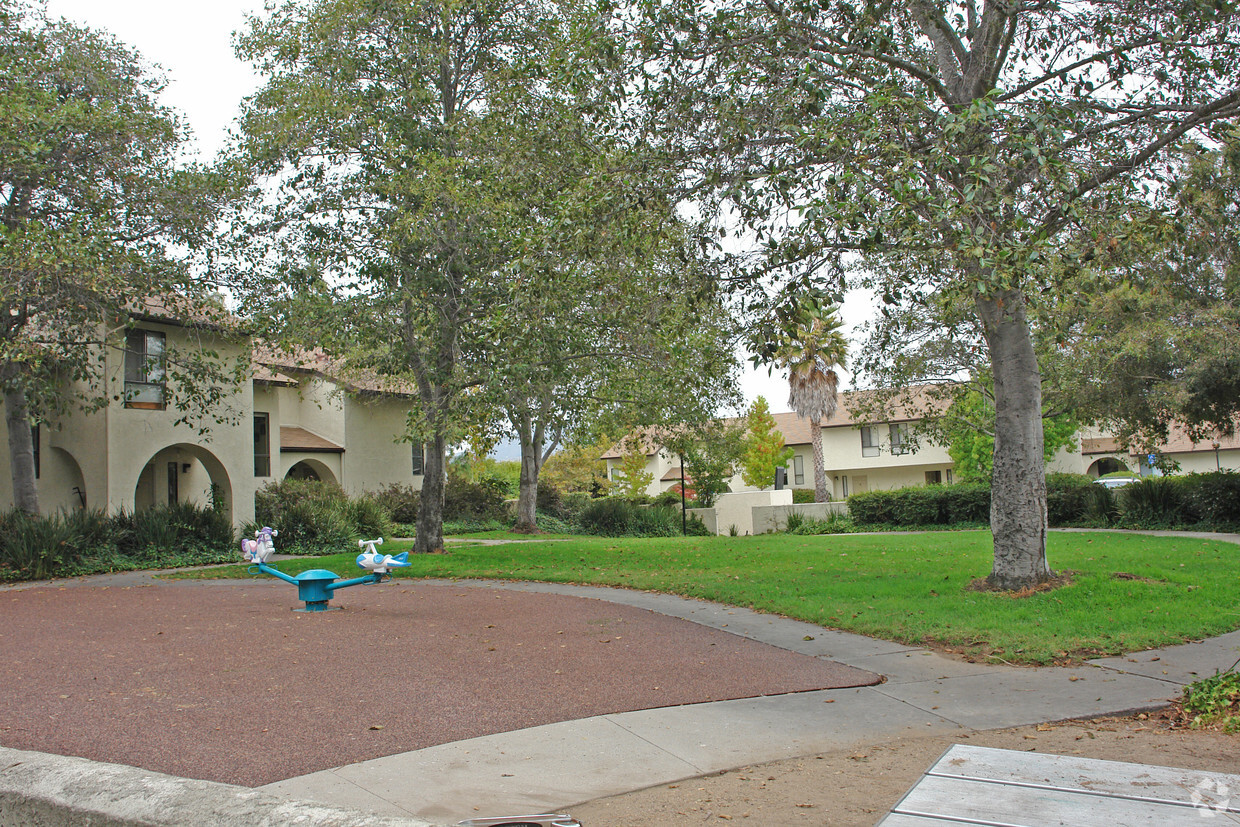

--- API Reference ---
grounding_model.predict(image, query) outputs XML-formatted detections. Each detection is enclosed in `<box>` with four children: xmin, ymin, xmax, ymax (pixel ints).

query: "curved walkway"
<box><xmin>261</xmin><ymin>577</ymin><xmax>1240</xmax><ymax>824</ymax></box>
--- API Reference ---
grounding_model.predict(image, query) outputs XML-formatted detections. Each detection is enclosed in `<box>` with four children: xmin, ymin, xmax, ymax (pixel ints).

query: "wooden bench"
<box><xmin>879</xmin><ymin>744</ymin><xmax>1240</xmax><ymax>825</ymax></box>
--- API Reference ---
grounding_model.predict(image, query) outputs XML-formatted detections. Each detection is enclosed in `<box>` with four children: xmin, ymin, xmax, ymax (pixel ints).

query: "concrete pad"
<box><xmin>263</xmin><ymin>715</ymin><xmax>702</xmax><ymax>824</ymax></box>
<box><xmin>599</xmin><ymin>687</ymin><xmax>965</xmax><ymax>773</ymax></box>
<box><xmin>873</xmin><ymin>667</ymin><xmax>1178</xmax><ymax>730</ymax></box>
<box><xmin>1089</xmin><ymin>630</ymin><xmax>1240</xmax><ymax>685</ymax></box>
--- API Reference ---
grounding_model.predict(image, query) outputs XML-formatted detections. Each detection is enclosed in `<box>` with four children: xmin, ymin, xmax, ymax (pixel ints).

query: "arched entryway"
<box><xmin>285</xmin><ymin>458</ymin><xmax>337</xmax><ymax>484</ymax></box>
<box><xmin>133</xmin><ymin>443</ymin><xmax>233</xmax><ymax>521</ymax></box>
<box><xmin>1087</xmin><ymin>457</ymin><xmax>1129</xmax><ymax>478</ymax></box>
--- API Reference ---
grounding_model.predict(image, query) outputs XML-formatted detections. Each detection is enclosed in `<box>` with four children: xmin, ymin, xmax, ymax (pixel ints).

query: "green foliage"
<box><xmin>443</xmin><ymin>472</ymin><xmax>511</xmax><ymax>523</ymax></box>
<box><xmin>943</xmin><ymin>390</ymin><xmax>1079</xmax><ymax>483</ymax></box>
<box><xmin>0</xmin><ymin>504</ymin><xmax>235</xmax><ymax>582</ymax></box>
<box><xmin>740</xmin><ymin>396</ymin><xmax>794</xmax><ymax>490</ymax></box>
<box><xmin>579</xmin><ymin>499</ymin><xmax>707</xmax><ymax>537</ymax></box>
<box><xmin>611</xmin><ymin>438</ymin><xmax>654</xmax><ymax>499</ymax></box>
<box><xmin>252</xmin><ymin>479</ymin><xmax>357</xmax><ymax>552</ymax></box>
<box><xmin>371</xmin><ymin>483</ymin><xmax>421</xmax><ymax>525</ymax></box>
<box><xmin>847</xmin><ymin>484</ymin><xmax>991</xmax><ymax>527</ymax></box>
<box><xmin>784</xmin><ymin>511</ymin><xmax>856</xmax><ymax>535</ymax></box>
<box><xmin>541</xmin><ymin>437</ymin><xmax>613</xmax><ymax>495</ymax></box>
<box><xmin>1180</xmin><ymin>472</ymin><xmax>1240</xmax><ymax>526</ymax></box>
<box><xmin>1117</xmin><ymin>477</ymin><xmax>1183</xmax><ymax>527</ymax></box>
<box><xmin>791</xmin><ymin>489</ymin><xmax>818</xmax><ymax>504</ymax></box>
<box><xmin>1181</xmin><ymin>672</ymin><xmax>1240</xmax><ymax>733</ymax></box>
<box><xmin>662</xmin><ymin>419</ymin><xmax>746</xmax><ymax>508</ymax></box>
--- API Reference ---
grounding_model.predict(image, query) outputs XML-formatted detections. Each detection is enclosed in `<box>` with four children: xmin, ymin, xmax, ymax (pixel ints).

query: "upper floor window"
<box><xmin>861</xmin><ymin>426</ymin><xmax>880</xmax><ymax>457</ymax></box>
<box><xmin>124</xmin><ymin>329</ymin><xmax>166</xmax><ymax>409</ymax></box>
<box><xmin>411</xmin><ymin>444</ymin><xmax>425</xmax><ymax>476</ymax></box>
<box><xmin>889</xmin><ymin>423</ymin><xmax>909</xmax><ymax>455</ymax></box>
<box><xmin>254</xmin><ymin>413</ymin><xmax>271</xmax><ymax>477</ymax></box>
<box><xmin>792</xmin><ymin>454</ymin><xmax>804</xmax><ymax>485</ymax></box>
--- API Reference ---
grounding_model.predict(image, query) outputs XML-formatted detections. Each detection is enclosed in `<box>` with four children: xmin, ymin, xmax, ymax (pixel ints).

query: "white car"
<box><xmin>1094</xmin><ymin>477</ymin><xmax>1138</xmax><ymax>490</ymax></box>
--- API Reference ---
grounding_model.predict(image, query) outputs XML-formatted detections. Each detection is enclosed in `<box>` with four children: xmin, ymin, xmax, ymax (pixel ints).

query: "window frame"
<box><xmin>792</xmin><ymin>454</ymin><xmax>804</xmax><ymax>486</ymax></box>
<box><xmin>861</xmin><ymin>426</ymin><xmax>880</xmax><ymax>457</ymax></box>
<box><xmin>254</xmin><ymin>412</ymin><xmax>271</xmax><ymax>477</ymax></box>
<box><xmin>124</xmin><ymin>329</ymin><xmax>167</xmax><ymax>409</ymax></box>
<box><xmin>411</xmin><ymin>444</ymin><xmax>425</xmax><ymax>476</ymax></box>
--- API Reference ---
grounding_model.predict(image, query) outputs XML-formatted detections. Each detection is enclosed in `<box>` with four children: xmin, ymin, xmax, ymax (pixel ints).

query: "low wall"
<box><xmin>0</xmin><ymin>746</ymin><xmax>441</xmax><ymax>827</ymax></box>
<box><xmin>752</xmin><ymin>501</ymin><xmax>849</xmax><ymax>535</ymax></box>
<box><xmin>690</xmin><ymin>490</ymin><xmax>793</xmax><ymax>536</ymax></box>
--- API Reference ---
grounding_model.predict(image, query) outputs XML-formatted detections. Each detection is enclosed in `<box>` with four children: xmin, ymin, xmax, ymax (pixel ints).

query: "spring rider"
<box><xmin>243</xmin><ymin>528</ymin><xmax>409</xmax><ymax>612</ymax></box>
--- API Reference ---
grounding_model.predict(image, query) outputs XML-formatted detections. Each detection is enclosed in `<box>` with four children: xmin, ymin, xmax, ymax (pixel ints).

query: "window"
<box><xmin>31</xmin><ymin>424</ymin><xmax>40</xmax><ymax>479</ymax></box>
<box><xmin>861</xmin><ymin>426</ymin><xmax>880</xmax><ymax>457</ymax></box>
<box><xmin>124</xmin><ymin>330</ymin><xmax>166</xmax><ymax>408</ymax></box>
<box><xmin>792</xmin><ymin>454</ymin><xmax>804</xmax><ymax>486</ymax></box>
<box><xmin>254</xmin><ymin>413</ymin><xmax>271</xmax><ymax>477</ymax></box>
<box><xmin>167</xmin><ymin>461</ymin><xmax>179</xmax><ymax>504</ymax></box>
<box><xmin>840</xmin><ymin>475</ymin><xmax>850</xmax><ymax>497</ymax></box>
<box><xmin>925</xmin><ymin>470</ymin><xmax>942</xmax><ymax>485</ymax></box>
<box><xmin>411</xmin><ymin>444</ymin><xmax>425</xmax><ymax>476</ymax></box>
<box><xmin>946</xmin><ymin>469</ymin><xmax>953</xmax><ymax>484</ymax></box>
<box><xmin>889</xmin><ymin>424</ymin><xmax>908</xmax><ymax>455</ymax></box>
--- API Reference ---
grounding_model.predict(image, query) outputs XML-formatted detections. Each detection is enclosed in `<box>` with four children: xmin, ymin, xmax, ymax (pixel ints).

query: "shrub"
<box><xmin>652</xmin><ymin>489</ymin><xmax>683</xmax><ymax>508</ymax></box>
<box><xmin>0</xmin><ymin>510</ymin><xmax>77</xmax><ymax>580</ymax></box>
<box><xmin>1180</xmin><ymin>472</ymin><xmax>1240</xmax><ymax>526</ymax></box>
<box><xmin>940</xmin><ymin>483</ymin><xmax>991</xmax><ymax>523</ymax></box>
<box><xmin>443</xmin><ymin>473</ymin><xmax>509</xmax><ymax>522</ymax></box>
<box><xmin>253</xmin><ymin>479</ymin><xmax>355</xmax><ymax>552</ymax></box>
<box><xmin>1181</xmin><ymin>671</ymin><xmax>1240</xmax><ymax>733</ymax></box>
<box><xmin>846</xmin><ymin>490</ymin><xmax>896</xmax><ymax>525</ymax></box>
<box><xmin>349</xmin><ymin>493</ymin><xmax>395</xmax><ymax>539</ymax></box>
<box><xmin>536</xmin><ymin>479</ymin><xmax>568</xmax><ymax>519</ymax></box>
<box><xmin>1046</xmin><ymin>474</ymin><xmax>1094</xmax><ymax>526</ymax></box>
<box><xmin>785</xmin><ymin>511</ymin><xmax>855</xmax><ymax>535</ymax></box>
<box><xmin>371</xmin><ymin>483</ymin><xmax>420</xmax><ymax>524</ymax></box>
<box><xmin>580</xmin><ymin>498</ymin><xmax>638</xmax><ymax>536</ymax></box>
<box><xmin>1118</xmin><ymin>477</ymin><xmax>1182</xmax><ymax>525</ymax></box>
<box><xmin>848</xmin><ymin>484</ymin><xmax>990</xmax><ymax>528</ymax></box>
<box><xmin>1083</xmin><ymin>484</ymin><xmax>1118</xmax><ymax>524</ymax></box>
<box><xmin>791</xmin><ymin>489</ymin><xmax>819</xmax><ymax>504</ymax></box>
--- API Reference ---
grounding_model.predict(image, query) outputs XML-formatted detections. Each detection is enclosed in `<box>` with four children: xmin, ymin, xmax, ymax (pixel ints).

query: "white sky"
<box><xmin>43</xmin><ymin>1</ymin><xmax>877</xmax><ymax>422</ymax></box>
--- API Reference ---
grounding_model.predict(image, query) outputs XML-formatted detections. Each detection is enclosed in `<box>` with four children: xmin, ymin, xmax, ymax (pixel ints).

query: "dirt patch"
<box><xmin>966</xmin><ymin>570</ymin><xmax>1075</xmax><ymax>596</ymax></box>
<box><xmin>571</xmin><ymin>709</ymin><xmax>1240</xmax><ymax>826</ymax></box>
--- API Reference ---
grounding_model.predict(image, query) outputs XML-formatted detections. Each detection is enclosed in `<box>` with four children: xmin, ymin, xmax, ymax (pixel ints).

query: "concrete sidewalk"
<box><xmin>261</xmin><ymin>580</ymin><xmax>1240</xmax><ymax>825</ymax></box>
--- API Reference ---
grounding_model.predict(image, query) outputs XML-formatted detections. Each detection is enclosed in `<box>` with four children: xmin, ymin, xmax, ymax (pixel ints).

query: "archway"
<box><xmin>285</xmin><ymin>458</ymin><xmax>337</xmax><ymax>484</ymax></box>
<box><xmin>133</xmin><ymin>443</ymin><xmax>233</xmax><ymax>522</ymax></box>
<box><xmin>1087</xmin><ymin>457</ymin><xmax>1129</xmax><ymax>478</ymax></box>
<box><xmin>39</xmin><ymin>447</ymin><xmax>88</xmax><ymax>512</ymax></box>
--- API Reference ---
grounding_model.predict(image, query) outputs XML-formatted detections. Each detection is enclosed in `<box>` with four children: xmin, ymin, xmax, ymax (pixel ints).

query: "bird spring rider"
<box><xmin>243</xmin><ymin>528</ymin><xmax>409</xmax><ymax>612</ymax></box>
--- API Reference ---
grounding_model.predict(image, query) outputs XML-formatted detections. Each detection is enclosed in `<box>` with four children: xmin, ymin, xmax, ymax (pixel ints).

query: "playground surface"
<box><xmin>0</xmin><ymin>577</ymin><xmax>879</xmax><ymax>787</ymax></box>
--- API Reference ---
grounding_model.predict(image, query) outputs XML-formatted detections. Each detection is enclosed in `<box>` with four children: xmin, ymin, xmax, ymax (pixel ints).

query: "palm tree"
<box><xmin>775</xmin><ymin>301</ymin><xmax>848</xmax><ymax>503</ymax></box>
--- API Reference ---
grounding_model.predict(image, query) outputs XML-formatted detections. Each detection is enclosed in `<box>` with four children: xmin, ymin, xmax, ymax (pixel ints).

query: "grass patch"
<box><xmin>176</xmin><ymin>531</ymin><xmax>1240</xmax><ymax>665</ymax></box>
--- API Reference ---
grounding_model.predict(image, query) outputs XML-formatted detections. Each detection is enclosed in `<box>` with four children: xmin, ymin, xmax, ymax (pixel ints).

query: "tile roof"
<box><xmin>280</xmin><ymin>426</ymin><xmax>344</xmax><ymax>454</ymax></box>
<box><xmin>253</xmin><ymin>345</ymin><xmax>418</xmax><ymax>397</ymax></box>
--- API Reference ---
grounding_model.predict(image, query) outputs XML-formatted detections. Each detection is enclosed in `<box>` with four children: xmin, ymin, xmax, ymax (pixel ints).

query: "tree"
<box><xmin>662</xmin><ymin>418</ymin><xmax>746</xmax><ymax>507</ymax></box>
<box><xmin>756</xmin><ymin>298</ymin><xmax>847</xmax><ymax>503</ymax></box>
<box><xmin>1056</xmin><ymin>135</ymin><xmax>1240</xmax><ymax>448</ymax></box>
<box><xmin>1</xmin><ymin>1</ymin><xmax>226</xmax><ymax>514</ymax></box>
<box><xmin>611</xmin><ymin>436</ymin><xmax>654</xmax><ymax>498</ymax></box>
<box><xmin>633</xmin><ymin>0</ymin><xmax>1240</xmax><ymax>588</ymax></box>
<box><xmin>740</xmin><ymin>396</ymin><xmax>793</xmax><ymax>490</ymax></box>
<box><xmin>232</xmin><ymin>0</ymin><xmax>580</xmax><ymax>553</ymax></box>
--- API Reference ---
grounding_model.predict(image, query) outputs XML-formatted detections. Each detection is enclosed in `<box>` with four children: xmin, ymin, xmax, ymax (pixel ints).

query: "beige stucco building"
<box><xmin>602</xmin><ymin>389</ymin><xmax>1240</xmax><ymax>500</ymax></box>
<box><xmin>2</xmin><ymin>312</ymin><xmax>424</xmax><ymax>529</ymax></box>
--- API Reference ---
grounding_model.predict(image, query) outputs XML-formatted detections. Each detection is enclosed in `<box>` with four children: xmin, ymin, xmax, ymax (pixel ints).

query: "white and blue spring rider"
<box><xmin>243</xmin><ymin>529</ymin><xmax>405</xmax><ymax>612</ymax></box>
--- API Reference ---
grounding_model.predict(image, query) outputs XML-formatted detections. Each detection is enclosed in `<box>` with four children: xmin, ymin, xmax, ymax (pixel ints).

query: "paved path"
<box><xmin>260</xmin><ymin>578</ymin><xmax>1240</xmax><ymax>824</ymax></box>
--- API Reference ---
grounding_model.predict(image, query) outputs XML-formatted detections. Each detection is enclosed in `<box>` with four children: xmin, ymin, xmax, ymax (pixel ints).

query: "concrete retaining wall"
<box><xmin>0</xmin><ymin>746</ymin><xmax>442</xmax><ymax>827</ymax></box>
<box><xmin>752</xmin><ymin>501</ymin><xmax>849</xmax><ymax>535</ymax></box>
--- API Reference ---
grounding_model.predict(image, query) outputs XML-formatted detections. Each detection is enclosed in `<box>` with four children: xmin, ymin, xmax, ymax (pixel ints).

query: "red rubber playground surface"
<box><xmin>0</xmin><ymin>578</ymin><xmax>880</xmax><ymax>787</ymax></box>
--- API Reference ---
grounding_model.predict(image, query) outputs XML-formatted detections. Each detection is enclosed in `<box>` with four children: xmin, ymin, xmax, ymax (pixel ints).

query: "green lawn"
<box><xmin>183</xmin><ymin>530</ymin><xmax>1240</xmax><ymax>665</ymax></box>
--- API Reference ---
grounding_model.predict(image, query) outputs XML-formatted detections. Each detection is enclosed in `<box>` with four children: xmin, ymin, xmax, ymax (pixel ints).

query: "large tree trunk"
<box><xmin>4</xmin><ymin>381</ymin><xmax>40</xmax><ymax>516</ymax></box>
<box><xmin>414</xmin><ymin>432</ymin><xmax>447</xmax><ymax>554</ymax></box>
<box><xmin>810</xmin><ymin>418</ymin><xmax>828</xmax><ymax>502</ymax></box>
<box><xmin>514</xmin><ymin>437</ymin><xmax>541</xmax><ymax>533</ymax></box>
<box><xmin>977</xmin><ymin>290</ymin><xmax>1051</xmax><ymax>589</ymax></box>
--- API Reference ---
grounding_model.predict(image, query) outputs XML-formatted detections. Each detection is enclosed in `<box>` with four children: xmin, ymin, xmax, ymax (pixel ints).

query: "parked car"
<box><xmin>1094</xmin><ymin>476</ymin><xmax>1138</xmax><ymax>490</ymax></box>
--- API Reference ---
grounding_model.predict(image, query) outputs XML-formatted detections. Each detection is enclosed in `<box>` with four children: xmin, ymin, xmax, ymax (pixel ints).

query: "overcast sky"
<box><xmin>42</xmin><ymin>1</ymin><xmax>879</xmax><ymax>421</ymax></box>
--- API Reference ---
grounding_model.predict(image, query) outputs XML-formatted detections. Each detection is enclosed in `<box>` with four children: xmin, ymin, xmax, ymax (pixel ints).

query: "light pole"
<box><xmin>1213</xmin><ymin>441</ymin><xmax>1221</xmax><ymax>471</ymax></box>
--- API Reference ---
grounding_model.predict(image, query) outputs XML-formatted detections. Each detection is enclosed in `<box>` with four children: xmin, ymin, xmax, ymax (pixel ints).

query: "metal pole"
<box><xmin>679</xmin><ymin>452</ymin><xmax>687</xmax><ymax>536</ymax></box>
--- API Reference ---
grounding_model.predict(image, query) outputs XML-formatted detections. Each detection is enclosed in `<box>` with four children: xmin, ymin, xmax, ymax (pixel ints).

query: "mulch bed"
<box><xmin>0</xmin><ymin>579</ymin><xmax>878</xmax><ymax>786</ymax></box>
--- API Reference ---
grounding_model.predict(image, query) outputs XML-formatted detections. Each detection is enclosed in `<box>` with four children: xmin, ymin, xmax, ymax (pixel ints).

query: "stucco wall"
<box><xmin>341</xmin><ymin>395</ymin><xmax>422</xmax><ymax>495</ymax></box>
